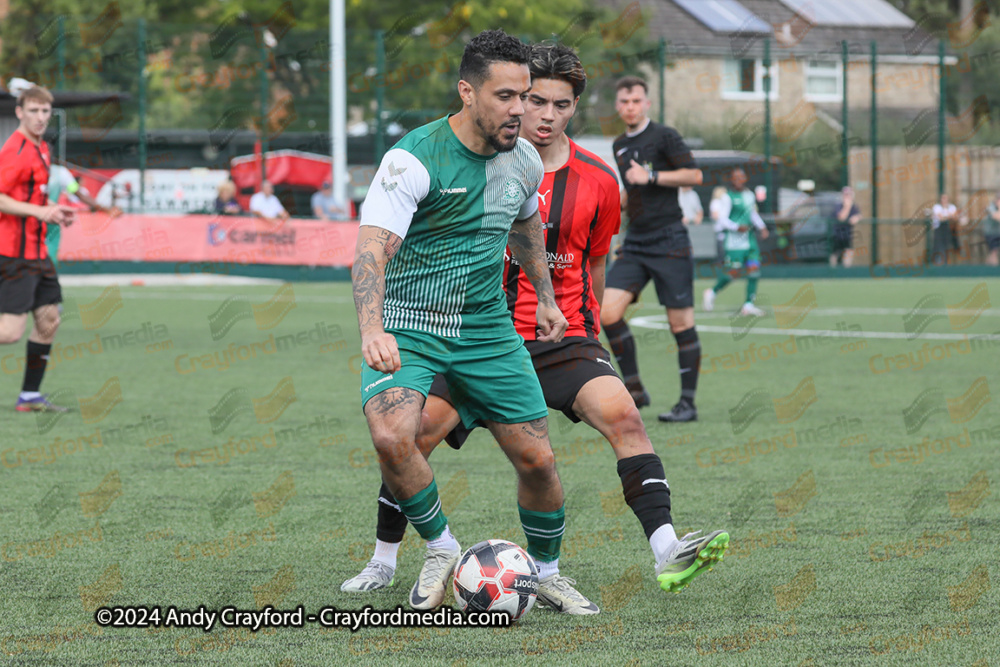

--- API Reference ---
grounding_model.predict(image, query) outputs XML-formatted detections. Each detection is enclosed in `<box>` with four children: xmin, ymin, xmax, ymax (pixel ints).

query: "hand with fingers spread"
<box><xmin>362</xmin><ymin>330</ymin><xmax>401</xmax><ymax>373</ymax></box>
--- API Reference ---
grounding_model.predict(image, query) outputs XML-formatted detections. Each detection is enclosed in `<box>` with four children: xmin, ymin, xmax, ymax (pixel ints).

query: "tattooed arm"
<box><xmin>508</xmin><ymin>211</ymin><xmax>568</xmax><ymax>342</ymax></box>
<box><xmin>352</xmin><ymin>225</ymin><xmax>403</xmax><ymax>372</ymax></box>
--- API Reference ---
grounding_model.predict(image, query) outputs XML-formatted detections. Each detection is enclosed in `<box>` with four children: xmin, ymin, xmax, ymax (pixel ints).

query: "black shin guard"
<box><xmin>617</xmin><ymin>454</ymin><xmax>673</xmax><ymax>539</ymax></box>
<box><xmin>375</xmin><ymin>482</ymin><xmax>408</xmax><ymax>543</ymax></box>
<box><xmin>673</xmin><ymin>327</ymin><xmax>701</xmax><ymax>406</ymax></box>
<box><xmin>604</xmin><ymin>319</ymin><xmax>640</xmax><ymax>382</ymax></box>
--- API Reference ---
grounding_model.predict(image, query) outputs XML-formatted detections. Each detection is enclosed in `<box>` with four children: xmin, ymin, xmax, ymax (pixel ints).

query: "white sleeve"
<box><xmin>715</xmin><ymin>196</ymin><xmax>738</xmax><ymax>231</ymax></box>
<box><xmin>516</xmin><ymin>147</ymin><xmax>544</xmax><ymax>220</ymax></box>
<box><xmin>360</xmin><ymin>148</ymin><xmax>430</xmax><ymax>240</ymax></box>
<box><xmin>749</xmin><ymin>197</ymin><xmax>766</xmax><ymax>229</ymax></box>
<box><xmin>249</xmin><ymin>193</ymin><xmax>262</xmax><ymax>213</ymax></box>
<box><xmin>517</xmin><ymin>190</ymin><xmax>540</xmax><ymax>220</ymax></box>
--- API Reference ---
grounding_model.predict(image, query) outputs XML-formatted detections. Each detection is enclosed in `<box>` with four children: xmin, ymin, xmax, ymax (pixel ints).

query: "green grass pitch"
<box><xmin>1</xmin><ymin>277</ymin><xmax>997</xmax><ymax>666</ymax></box>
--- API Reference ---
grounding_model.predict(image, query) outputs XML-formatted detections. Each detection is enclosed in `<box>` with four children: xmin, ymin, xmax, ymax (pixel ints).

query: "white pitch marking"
<box><xmin>630</xmin><ymin>315</ymin><xmax>1000</xmax><ymax>342</ymax></box>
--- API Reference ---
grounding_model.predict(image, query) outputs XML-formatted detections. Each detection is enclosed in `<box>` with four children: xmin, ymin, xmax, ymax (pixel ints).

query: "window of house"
<box><xmin>723</xmin><ymin>58</ymin><xmax>779</xmax><ymax>100</ymax></box>
<box><xmin>805</xmin><ymin>60</ymin><xmax>843</xmax><ymax>101</ymax></box>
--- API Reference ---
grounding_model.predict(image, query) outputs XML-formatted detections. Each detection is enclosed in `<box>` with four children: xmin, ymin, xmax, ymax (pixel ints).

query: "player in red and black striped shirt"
<box><xmin>0</xmin><ymin>86</ymin><xmax>76</xmax><ymax>412</ymax></box>
<box><xmin>343</xmin><ymin>44</ymin><xmax>729</xmax><ymax>605</ymax></box>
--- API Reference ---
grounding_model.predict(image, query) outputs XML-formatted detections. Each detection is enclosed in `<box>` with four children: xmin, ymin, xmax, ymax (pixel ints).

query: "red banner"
<box><xmin>59</xmin><ymin>213</ymin><xmax>358</xmax><ymax>267</ymax></box>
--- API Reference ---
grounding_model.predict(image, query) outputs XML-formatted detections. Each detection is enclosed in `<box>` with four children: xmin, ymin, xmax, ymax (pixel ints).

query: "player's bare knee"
<box><xmin>0</xmin><ymin>323</ymin><xmax>25</xmax><ymax>344</ymax></box>
<box><xmin>369</xmin><ymin>427</ymin><xmax>416</xmax><ymax>466</ymax></box>
<box><xmin>36</xmin><ymin>314</ymin><xmax>60</xmax><ymax>339</ymax></box>
<box><xmin>517</xmin><ymin>445</ymin><xmax>556</xmax><ymax>479</ymax></box>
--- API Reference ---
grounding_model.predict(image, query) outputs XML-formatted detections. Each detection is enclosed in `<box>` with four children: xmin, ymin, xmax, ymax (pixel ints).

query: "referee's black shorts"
<box><xmin>0</xmin><ymin>256</ymin><xmax>62</xmax><ymax>315</ymax></box>
<box><xmin>428</xmin><ymin>337</ymin><xmax>621</xmax><ymax>448</ymax></box>
<box><xmin>606</xmin><ymin>247</ymin><xmax>694</xmax><ymax>309</ymax></box>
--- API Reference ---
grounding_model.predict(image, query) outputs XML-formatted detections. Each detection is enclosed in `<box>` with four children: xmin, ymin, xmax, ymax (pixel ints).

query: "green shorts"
<box><xmin>723</xmin><ymin>249</ymin><xmax>761</xmax><ymax>272</ymax></box>
<box><xmin>360</xmin><ymin>328</ymin><xmax>548</xmax><ymax>429</ymax></box>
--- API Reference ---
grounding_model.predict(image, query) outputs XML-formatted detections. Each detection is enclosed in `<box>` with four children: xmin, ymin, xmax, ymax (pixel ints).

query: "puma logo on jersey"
<box><xmin>538</xmin><ymin>189</ymin><xmax>552</xmax><ymax>206</ymax></box>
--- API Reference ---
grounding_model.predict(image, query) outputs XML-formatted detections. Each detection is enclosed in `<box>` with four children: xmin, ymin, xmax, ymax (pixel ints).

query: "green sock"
<box><xmin>746</xmin><ymin>276</ymin><xmax>759</xmax><ymax>304</ymax></box>
<box><xmin>713</xmin><ymin>275</ymin><xmax>732</xmax><ymax>293</ymax></box>
<box><xmin>396</xmin><ymin>479</ymin><xmax>448</xmax><ymax>541</ymax></box>
<box><xmin>519</xmin><ymin>504</ymin><xmax>565</xmax><ymax>563</ymax></box>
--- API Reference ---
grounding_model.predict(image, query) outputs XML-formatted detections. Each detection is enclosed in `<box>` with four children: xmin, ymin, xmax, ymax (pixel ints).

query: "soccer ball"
<box><xmin>453</xmin><ymin>540</ymin><xmax>538</xmax><ymax>620</ymax></box>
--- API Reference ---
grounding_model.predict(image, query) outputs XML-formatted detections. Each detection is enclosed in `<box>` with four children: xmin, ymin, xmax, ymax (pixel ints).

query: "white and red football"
<box><xmin>452</xmin><ymin>539</ymin><xmax>538</xmax><ymax>620</ymax></box>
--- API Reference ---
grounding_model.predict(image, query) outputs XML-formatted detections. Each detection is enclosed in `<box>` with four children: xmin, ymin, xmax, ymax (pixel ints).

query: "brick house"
<box><xmin>626</xmin><ymin>0</ymin><xmax>942</xmax><ymax>137</ymax></box>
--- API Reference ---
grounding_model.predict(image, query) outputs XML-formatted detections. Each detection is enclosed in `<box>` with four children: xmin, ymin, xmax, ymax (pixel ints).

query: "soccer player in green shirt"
<box><xmin>702</xmin><ymin>168</ymin><xmax>769</xmax><ymax>316</ymax></box>
<box><xmin>351</xmin><ymin>30</ymin><xmax>595</xmax><ymax>612</ymax></box>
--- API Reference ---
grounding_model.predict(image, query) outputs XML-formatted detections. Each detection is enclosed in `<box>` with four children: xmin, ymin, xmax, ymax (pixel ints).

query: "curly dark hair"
<box><xmin>459</xmin><ymin>29</ymin><xmax>531</xmax><ymax>90</ymax></box>
<box><xmin>529</xmin><ymin>42</ymin><xmax>586</xmax><ymax>99</ymax></box>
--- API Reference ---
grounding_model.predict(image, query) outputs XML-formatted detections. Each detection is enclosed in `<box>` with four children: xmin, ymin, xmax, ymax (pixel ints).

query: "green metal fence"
<box><xmin>13</xmin><ymin>7</ymin><xmax>999</xmax><ymax>269</ymax></box>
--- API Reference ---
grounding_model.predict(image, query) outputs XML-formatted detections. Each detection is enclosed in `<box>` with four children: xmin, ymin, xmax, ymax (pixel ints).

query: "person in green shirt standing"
<box><xmin>984</xmin><ymin>192</ymin><xmax>1000</xmax><ymax>266</ymax></box>
<box><xmin>46</xmin><ymin>165</ymin><xmax>121</xmax><ymax>264</ymax></box>
<box><xmin>702</xmin><ymin>168</ymin><xmax>769</xmax><ymax>316</ymax></box>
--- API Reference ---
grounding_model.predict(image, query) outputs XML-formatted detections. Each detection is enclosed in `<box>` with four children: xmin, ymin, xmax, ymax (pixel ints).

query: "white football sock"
<box><xmin>536</xmin><ymin>558</ymin><xmax>559</xmax><ymax>580</ymax></box>
<box><xmin>372</xmin><ymin>539</ymin><xmax>400</xmax><ymax>569</ymax></box>
<box><xmin>19</xmin><ymin>391</ymin><xmax>41</xmax><ymax>401</ymax></box>
<box><xmin>650</xmin><ymin>524</ymin><xmax>678</xmax><ymax>564</ymax></box>
<box><xmin>427</xmin><ymin>525</ymin><xmax>459</xmax><ymax>551</ymax></box>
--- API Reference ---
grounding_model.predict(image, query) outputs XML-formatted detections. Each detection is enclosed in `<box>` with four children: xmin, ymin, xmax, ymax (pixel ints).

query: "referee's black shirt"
<box><xmin>613</xmin><ymin>121</ymin><xmax>698</xmax><ymax>255</ymax></box>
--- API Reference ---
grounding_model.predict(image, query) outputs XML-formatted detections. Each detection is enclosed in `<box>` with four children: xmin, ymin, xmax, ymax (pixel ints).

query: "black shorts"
<box><xmin>986</xmin><ymin>234</ymin><xmax>1000</xmax><ymax>251</ymax></box>
<box><xmin>830</xmin><ymin>224</ymin><xmax>853</xmax><ymax>253</ymax></box>
<box><xmin>606</xmin><ymin>249</ymin><xmax>694</xmax><ymax>309</ymax></box>
<box><xmin>429</xmin><ymin>337</ymin><xmax>620</xmax><ymax>448</ymax></box>
<box><xmin>0</xmin><ymin>257</ymin><xmax>62</xmax><ymax>315</ymax></box>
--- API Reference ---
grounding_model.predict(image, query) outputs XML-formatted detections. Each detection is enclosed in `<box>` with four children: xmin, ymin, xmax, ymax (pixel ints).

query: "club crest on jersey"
<box><xmin>503</xmin><ymin>178</ymin><xmax>521</xmax><ymax>201</ymax></box>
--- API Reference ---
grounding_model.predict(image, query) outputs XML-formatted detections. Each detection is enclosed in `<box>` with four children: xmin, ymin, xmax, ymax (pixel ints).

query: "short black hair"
<box><xmin>529</xmin><ymin>42</ymin><xmax>586</xmax><ymax>99</ymax></box>
<box><xmin>615</xmin><ymin>75</ymin><xmax>647</xmax><ymax>94</ymax></box>
<box><xmin>459</xmin><ymin>29</ymin><xmax>530</xmax><ymax>90</ymax></box>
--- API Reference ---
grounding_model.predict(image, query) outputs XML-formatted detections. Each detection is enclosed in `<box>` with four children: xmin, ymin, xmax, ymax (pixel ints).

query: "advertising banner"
<box><xmin>59</xmin><ymin>213</ymin><xmax>358</xmax><ymax>267</ymax></box>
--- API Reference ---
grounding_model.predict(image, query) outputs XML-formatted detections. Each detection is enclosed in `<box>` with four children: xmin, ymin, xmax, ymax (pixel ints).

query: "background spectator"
<box><xmin>215</xmin><ymin>180</ymin><xmax>242</xmax><ymax>215</ymax></box>
<box><xmin>312</xmin><ymin>181</ymin><xmax>350</xmax><ymax>221</ymax></box>
<box><xmin>678</xmin><ymin>185</ymin><xmax>703</xmax><ymax>225</ymax></box>
<box><xmin>985</xmin><ymin>192</ymin><xmax>1000</xmax><ymax>266</ymax></box>
<box><xmin>830</xmin><ymin>186</ymin><xmax>861</xmax><ymax>267</ymax></box>
<box><xmin>709</xmin><ymin>186</ymin><xmax>727</xmax><ymax>262</ymax></box>
<box><xmin>931</xmin><ymin>193</ymin><xmax>958</xmax><ymax>265</ymax></box>
<box><xmin>249</xmin><ymin>180</ymin><xmax>289</xmax><ymax>224</ymax></box>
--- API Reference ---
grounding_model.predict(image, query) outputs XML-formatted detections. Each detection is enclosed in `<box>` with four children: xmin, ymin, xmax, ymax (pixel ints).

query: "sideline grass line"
<box><xmin>631</xmin><ymin>315</ymin><xmax>1000</xmax><ymax>341</ymax></box>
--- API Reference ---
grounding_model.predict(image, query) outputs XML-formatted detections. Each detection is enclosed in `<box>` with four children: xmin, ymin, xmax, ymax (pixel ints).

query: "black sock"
<box><xmin>617</xmin><ymin>454</ymin><xmax>673</xmax><ymax>539</ymax></box>
<box><xmin>376</xmin><ymin>482</ymin><xmax>408</xmax><ymax>543</ymax></box>
<box><xmin>673</xmin><ymin>327</ymin><xmax>700</xmax><ymax>406</ymax></box>
<box><xmin>604</xmin><ymin>319</ymin><xmax>641</xmax><ymax>384</ymax></box>
<box><xmin>22</xmin><ymin>341</ymin><xmax>51</xmax><ymax>393</ymax></box>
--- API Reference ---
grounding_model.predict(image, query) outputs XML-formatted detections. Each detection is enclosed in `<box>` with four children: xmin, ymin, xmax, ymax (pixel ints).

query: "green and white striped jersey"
<box><xmin>360</xmin><ymin>116</ymin><xmax>543</xmax><ymax>338</ymax></box>
<box><xmin>717</xmin><ymin>188</ymin><xmax>765</xmax><ymax>252</ymax></box>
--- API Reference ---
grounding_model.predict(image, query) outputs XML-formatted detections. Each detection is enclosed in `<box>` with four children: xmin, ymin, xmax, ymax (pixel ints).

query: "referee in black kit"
<box><xmin>600</xmin><ymin>76</ymin><xmax>704</xmax><ymax>424</ymax></box>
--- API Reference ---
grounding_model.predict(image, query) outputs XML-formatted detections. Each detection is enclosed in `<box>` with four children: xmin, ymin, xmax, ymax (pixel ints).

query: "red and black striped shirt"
<box><xmin>505</xmin><ymin>140</ymin><xmax>620</xmax><ymax>340</ymax></box>
<box><xmin>0</xmin><ymin>130</ymin><xmax>51</xmax><ymax>260</ymax></box>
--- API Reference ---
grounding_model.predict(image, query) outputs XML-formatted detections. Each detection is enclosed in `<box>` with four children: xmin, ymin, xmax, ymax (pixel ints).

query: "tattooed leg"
<box><xmin>487</xmin><ymin>418</ymin><xmax>564</xmax><ymax>512</ymax></box>
<box><xmin>364</xmin><ymin>387</ymin><xmax>431</xmax><ymax>501</ymax></box>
